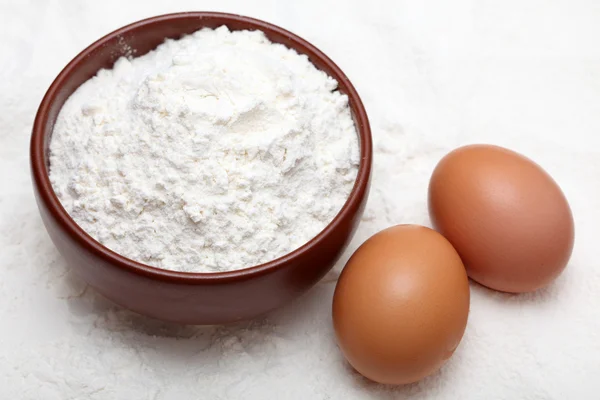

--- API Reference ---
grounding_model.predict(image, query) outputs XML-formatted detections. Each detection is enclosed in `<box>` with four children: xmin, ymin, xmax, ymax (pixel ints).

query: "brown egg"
<box><xmin>428</xmin><ymin>144</ymin><xmax>574</xmax><ymax>293</ymax></box>
<box><xmin>332</xmin><ymin>225</ymin><xmax>470</xmax><ymax>385</ymax></box>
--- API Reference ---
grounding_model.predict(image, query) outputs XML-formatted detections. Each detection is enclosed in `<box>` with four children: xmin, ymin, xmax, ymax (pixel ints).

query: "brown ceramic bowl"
<box><xmin>30</xmin><ymin>12</ymin><xmax>372</xmax><ymax>324</ymax></box>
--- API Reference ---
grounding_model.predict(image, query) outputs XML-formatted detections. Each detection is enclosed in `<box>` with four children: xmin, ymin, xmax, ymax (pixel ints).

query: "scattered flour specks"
<box><xmin>2</xmin><ymin>1</ymin><xmax>600</xmax><ymax>399</ymax></box>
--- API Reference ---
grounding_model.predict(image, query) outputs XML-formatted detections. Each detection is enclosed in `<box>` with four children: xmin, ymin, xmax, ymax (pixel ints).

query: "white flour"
<box><xmin>49</xmin><ymin>26</ymin><xmax>359</xmax><ymax>272</ymax></box>
<box><xmin>3</xmin><ymin>2</ymin><xmax>599</xmax><ymax>399</ymax></box>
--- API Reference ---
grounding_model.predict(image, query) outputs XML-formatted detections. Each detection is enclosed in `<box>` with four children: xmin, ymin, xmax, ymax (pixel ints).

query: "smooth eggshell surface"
<box><xmin>332</xmin><ymin>225</ymin><xmax>470</xmax><ymax>385</ymax></box>
<box><xmin>428</xmin><ymin>144</ymin><xmax>574</xmax><ymax>293</ymax></box>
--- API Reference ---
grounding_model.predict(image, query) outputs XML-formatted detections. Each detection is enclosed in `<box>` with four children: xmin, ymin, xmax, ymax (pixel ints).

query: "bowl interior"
<box><xmin>35</xmin><ymin>12</ymin><xmax>371</xmax><ymax>279</ymax></box>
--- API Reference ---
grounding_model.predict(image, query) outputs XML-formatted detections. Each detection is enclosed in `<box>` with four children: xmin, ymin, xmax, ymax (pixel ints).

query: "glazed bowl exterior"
<box><xmin>30</xmin><ymin>12</ymin><xmax>372</xmax><ymax>324</ymax></box>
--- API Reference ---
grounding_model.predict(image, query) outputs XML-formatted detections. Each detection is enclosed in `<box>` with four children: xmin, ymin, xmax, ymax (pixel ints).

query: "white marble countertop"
<box><xmin>1</xmin><ymin>0</ymin><xmax>599</xmax><ymax>398</ymax></box>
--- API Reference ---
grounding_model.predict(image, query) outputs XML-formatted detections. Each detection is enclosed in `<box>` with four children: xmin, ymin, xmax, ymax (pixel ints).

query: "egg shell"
<box><xmin>428</xmin><ymin>144</ymin><xmax>574</xmax><ymax>293</ymax></box>
<box><xmin>332</xmin><ymin>225</ymin><xmax>470</xmax><ymax>385</ymax></box>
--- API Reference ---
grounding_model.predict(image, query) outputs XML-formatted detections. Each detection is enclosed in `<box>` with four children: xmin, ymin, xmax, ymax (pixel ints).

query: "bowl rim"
<box><xmin>30</xmin><ymin>11</ymin><xmax>372</xmax><ymax>284</ymax></box>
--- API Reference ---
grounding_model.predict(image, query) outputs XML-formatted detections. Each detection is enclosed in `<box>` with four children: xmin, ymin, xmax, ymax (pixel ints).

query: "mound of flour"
<box><xmin>49</xmin><ymin>26</ymin><xmax>359</xmax><ymax>272</ymax></box>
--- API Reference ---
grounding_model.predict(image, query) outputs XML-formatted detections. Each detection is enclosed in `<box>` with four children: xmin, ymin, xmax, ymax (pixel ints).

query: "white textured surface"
<box><xmin>1</xmin><ymin>0</ymin><xmax>599</xmax><ymax>398</ymax></box>
<box><xmin>49</xmin><ymin>26</ymin><xmax>358</xmax><ymax>272</ymax></box>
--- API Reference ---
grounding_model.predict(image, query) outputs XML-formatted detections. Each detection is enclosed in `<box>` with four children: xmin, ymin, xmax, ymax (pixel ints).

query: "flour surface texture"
<box><xmin>49</xmin><ymin>26</ymin><xmax>359</xmax><ymax>272</ymax></box>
